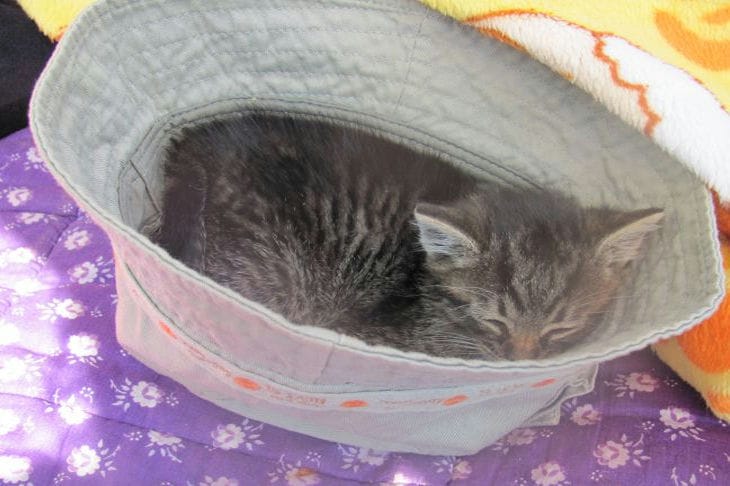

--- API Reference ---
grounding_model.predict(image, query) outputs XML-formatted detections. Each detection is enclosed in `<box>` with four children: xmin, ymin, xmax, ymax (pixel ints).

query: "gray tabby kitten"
<box><xmin>152</xmin><ymin>114</ymin><xmax>662</xmax><ymax>360</ymax></box>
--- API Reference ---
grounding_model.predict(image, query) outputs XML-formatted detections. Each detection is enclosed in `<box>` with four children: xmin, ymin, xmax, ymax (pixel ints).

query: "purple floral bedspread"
<box><xmin>0</xmin><ymin>128</ymin><xmax>729</xmax><ymax>485</ymax></box>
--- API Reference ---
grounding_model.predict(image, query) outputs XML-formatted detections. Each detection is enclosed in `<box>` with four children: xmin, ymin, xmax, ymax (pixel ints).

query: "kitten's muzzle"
<box><xmin>503</xmin><ymin>332</ymin><xmax>541</xmax><ymax>360</ymax></box>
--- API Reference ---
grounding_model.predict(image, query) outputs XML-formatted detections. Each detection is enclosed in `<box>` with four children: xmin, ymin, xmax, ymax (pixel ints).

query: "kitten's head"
<box><xmin>414</xmin><ymin>189</ymin><xmax>663</xmax><ymax>360</ymax></box>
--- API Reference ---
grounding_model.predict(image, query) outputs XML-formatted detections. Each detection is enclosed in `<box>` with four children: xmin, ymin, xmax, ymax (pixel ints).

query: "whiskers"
<box><xmin>418</xmin><ymin>323</ymin><xmax>501</xmax><ymax>360</ymax></box>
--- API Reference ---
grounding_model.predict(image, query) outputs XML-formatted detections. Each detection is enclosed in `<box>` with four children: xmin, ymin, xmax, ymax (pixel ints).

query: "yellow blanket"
<box><xmin>20</xmin><ymin>0</ymin><xmax>730</xmax><ymax>421</ymax></box>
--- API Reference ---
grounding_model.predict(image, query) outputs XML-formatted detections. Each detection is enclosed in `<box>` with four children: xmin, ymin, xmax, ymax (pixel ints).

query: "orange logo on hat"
<box><xmin>158</xmin><ymin>320</ymin><xmax>176</xmax><ymax>338</ymax></box>
<box><xmin>443</xmin><ymin>395</ymin><xmax>468</xmax><ymax>406</ymax></box>
<box><xmin>233</xmin><ymin>377</ymin><xmax>261</xmax><ymax>391</ymax></box>
<box><xmin>340</xmin><ymin>400</ymin><xmax>368</xmax><ymax>408</ymax></box>
<box><xmin>532</xmin><ymin>378</ymin><xmax>556</xmax><ymax>388</ymax></box>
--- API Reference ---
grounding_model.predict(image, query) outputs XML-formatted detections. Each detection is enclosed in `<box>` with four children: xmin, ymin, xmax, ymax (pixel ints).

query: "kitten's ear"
<box><xmin>595</xmin><ymin>209</ymin><xmax>663</xmax><ymax>267</ymax></box>
<box><xmin>414</xmin><ymin>203</ymin><xmax>477</xmax><ymax>266</ymax></box>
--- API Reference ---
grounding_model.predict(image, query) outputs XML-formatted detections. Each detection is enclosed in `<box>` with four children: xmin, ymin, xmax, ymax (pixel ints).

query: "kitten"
<box><xmin>151</xmin><ymin>114</ymin><xmax>662</xmax><ymax>360</ymax></box>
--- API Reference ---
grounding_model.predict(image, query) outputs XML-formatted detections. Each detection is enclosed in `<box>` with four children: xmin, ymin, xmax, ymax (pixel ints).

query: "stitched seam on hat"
<box><xmin>132</xmin><ymin>48</ymin><xmax>433</xmax><ymax>82</ymax></box>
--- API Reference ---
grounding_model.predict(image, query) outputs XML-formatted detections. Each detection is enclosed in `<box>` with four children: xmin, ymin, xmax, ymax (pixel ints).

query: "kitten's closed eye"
<box><xmin>484</xmin><ymin>319</ymin><xmax>509</xmax><ymax>338</ymax></box>
<box><xmin>539</xmin><ymin>323</ymin><xmax>580</xmax><ymax>343</ymax></box>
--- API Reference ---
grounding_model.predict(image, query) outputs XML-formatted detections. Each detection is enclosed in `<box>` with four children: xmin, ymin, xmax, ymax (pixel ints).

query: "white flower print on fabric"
<box><xmin>357</xmin><ymin>447</ymin><xmax>387</xmax><ymax>466</ymax></box>
<box><xmin>76</xmin><ymin>208</ymin><xmax>92</xmax><ymax>222</ymax></box>
<box><xmin>451</xmin><ymin>460</ymin><xmax>472</xmax><ymax>480</ymax></box>
<box><xmin>302</xmin><ymin>452</ymin><xmax>322</xmax><ymax>465</ymax></box>
<box><xmin>68</xmin><ymin>257</ymin><xmax>114</xmax><ymax>285</ymax></box>
<box><xmin>0</xmin><ymin>454</ymin><xmax>32</xmax><ymax>484</ymax></box>
<box><xmin>69</xmin><ymin>261</ymin><xmax>98</xmax><ymax>284</ymax></box>
<box><xmin>18</xmin><ymin>211</ymin><xmax>44</xmax><ymax>224</ymax></box>
<box><xmin>45</xmin><ymin>391</ymin><xmax>91</xmax><ymax>425</ymax></box>
<box><xmin>0</xmin><ymin>247</ymin><xmax>37</xmax><ymax>268</ymax></box>
<box><xmin>433</xmin><ymin>456</ymin><xmax>473</xmax><ymax>480</ymax></box>
<box><xmin>66</xmin><ymin>333</ymin><xmax>102</xmax><ymax>366</ymax></box>
<box><xmin>530</xmin><ymin>461</ymin><xmax>568</xmax><ymax>486</ymax></box>
<box><xmin>67</xmin><ymin>445</ymin><xmax>99</xmax><ymax>477</ymax></box>
<box><xmin>562</xmin><ymin>399</ymin><xmax>602</xmax><ymax>426</ymax></box>
<box><xmin>588</xmin><ymin>470</ymin><xmax>606</xmax><ymax>482</ymax></box>
<box><xmin>571</xmin><ymin>404</ymin><xmax>602</xmax><ymax>426</ymax></box>
<box><xmin>0</xmin><ymin>321</ymin><xmax>20</xmax><ymax>345</ymax></box>
<box><xmin>660</xmin><ymin>406</ymin><xmax>705</xmax><ymax>441</ymax></box>
<box><xmin>670</xmin><ymin>467</ymin><xmax>699</xmax><ymax>486</ymax></box>
<box><xmin>124</xmin><ymin>430</ymin><xmax>144</xmax><ymax>442</ymax></box>
<box><xmin>211</xmin><ymin>423</ymin><xmax>244</xmax><ymax>450</ymax></box>
<box><xmin>38</xmin><ymin>298</ymin><xmax>85</xmax><ymax>322</ymax></box>
<box><xmin>338</xmin><ymin>445</ymin><xmax>389</xmax><ymax>472</ymax></box>
<box><xmin>593</xmin><ymin>434</ymin><xmax>649</xmax><ymax>469</ymax></box>
<box><xmin>60</xmin><ymin>202</ymin><xmax>75</xmax><ymax>215</ymax></box>
<box><xmin>0</xmin><ymin>358</ymin><xmax>26</xmax><ymax>383</ymax></box>
<box><xmin>53</xmin><ymin>472</ymin><xmax>70</xmax><ymax>484</ymax></box>
<box><xmin>5</xmin><ymin>187</ymin><xmax>32</xmax><ymax>207</ymax></box>
<box><xmin>79</xmin><ymin>386</ymin><xmax>94</xmax><ymax>401</ymax></box>
<box><xmin>66</xmin><ymin>441</ymin><xmax>119</xmax><ymax>478</ymax></box>
<box><xmin>0</xmin><ymin>354</ymin><xmax>44</xmax><ymax>383</ymax></box>
<box><xmin>146</xmin><ymin>430</ymin><xmax>184</xmax><ymax>463</ymax></box>
<box><xmin>14</xmin><ymin>278</ymin><xmax>45</xmax><ymax>297</ymax></box>
<box><xmin>211</xmin><ymin>419</ymin><xmax>264</xmax><ymax>451</ymax></box>
<box><xmin>268</xmin><ymin>455</ymin><xmax>321</xmax><ymax>485</ymax></box>
<box><xmin>0</xmin><ymin>408</ymin><xmax>20</xmax><ymax>435</ymax></box>
<box><xmin>199</xmin><ymin>476</ymin><xmax>239</xmax><ymax>486</ymax></box>
<box><xmin>284</xmin><ymin>468</ymin><xmax>320</xmax><ymax>486</ymax></box>
<box><xmin>604</xmin><ymin>371</ymin><xmax>659</xmax><ymax>398</ymax></box>
<box><xmin>624</xmin><ymin>372</ymin><xmax>660</xmax><ymax>392</ymax></box>
<box><xmin>111</xmin><ymin>379</ymin><xmax>167</xmax><ymax>411</ymax></box>
<box><xmin>63</xmin><ymin>229</ymin><xmax>91</xmax><ymax>250</ymax></box>
<box><xmin>698</xmin><ymin>464</ymin><xmax>717</xmax><ymax>480</ymax></box>
<box><xmin>59</xmin><ymin>398</ymin><xmax>91</xmax><ymax>425</ymax></box>
<box><xmin>6</xmin><ymin>211</ymin><xmax>56</xmax><ymax>230</ymax></box>
<box><xmin>491</xmin><ymin>427</ymin><xmax>538</xmax><ymax>454</ymax></box>
<box><xmin>24</xmin><ymin>147</ymin><xmax>48</xmax><ymax>172</ymax></box>
<box><xmin>21</xmin><ymin>416</ymin><xmax>35</xmax><ymax>434</ymax></box>
<box><xmin>664</xmin><ymin>377</ymin><xmax>680</xmax><ymax>388</ymax></box>
<box><xmin>88</xmin><ymin>305</ymin><xmax>105</xmax><ymax>318</ymax></box>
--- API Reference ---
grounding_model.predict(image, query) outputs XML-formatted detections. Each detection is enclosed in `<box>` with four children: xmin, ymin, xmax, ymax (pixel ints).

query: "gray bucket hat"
<box><xmin>30</xmin><ymin>0</ymin><xmax>723</xmax><ymax>455</ymax></box>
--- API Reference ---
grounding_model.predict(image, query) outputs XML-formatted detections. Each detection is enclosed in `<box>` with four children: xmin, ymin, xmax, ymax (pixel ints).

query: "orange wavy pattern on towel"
<box><xmin>655</xmin><ymin>9</ymin><xmax>730</xmax><ymax>71</ymax></box>
<box><xmin>590</xmin><ymin>33</ymin><xmax>662</xmax><ymax>136</ymax></box>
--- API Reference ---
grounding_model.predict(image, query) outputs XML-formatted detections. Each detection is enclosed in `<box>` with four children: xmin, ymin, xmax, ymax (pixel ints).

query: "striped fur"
<box><xmin>151</xmin><ymin>114</ymin><xmax>661</xmax><ymax>360</ymax></box>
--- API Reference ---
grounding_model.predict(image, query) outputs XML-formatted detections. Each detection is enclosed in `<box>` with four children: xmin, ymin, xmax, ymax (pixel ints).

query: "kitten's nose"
<box><xmin>506</xmin><ymin>333</ymin><xmax>540</xmax><ymax>360</ymax></box>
